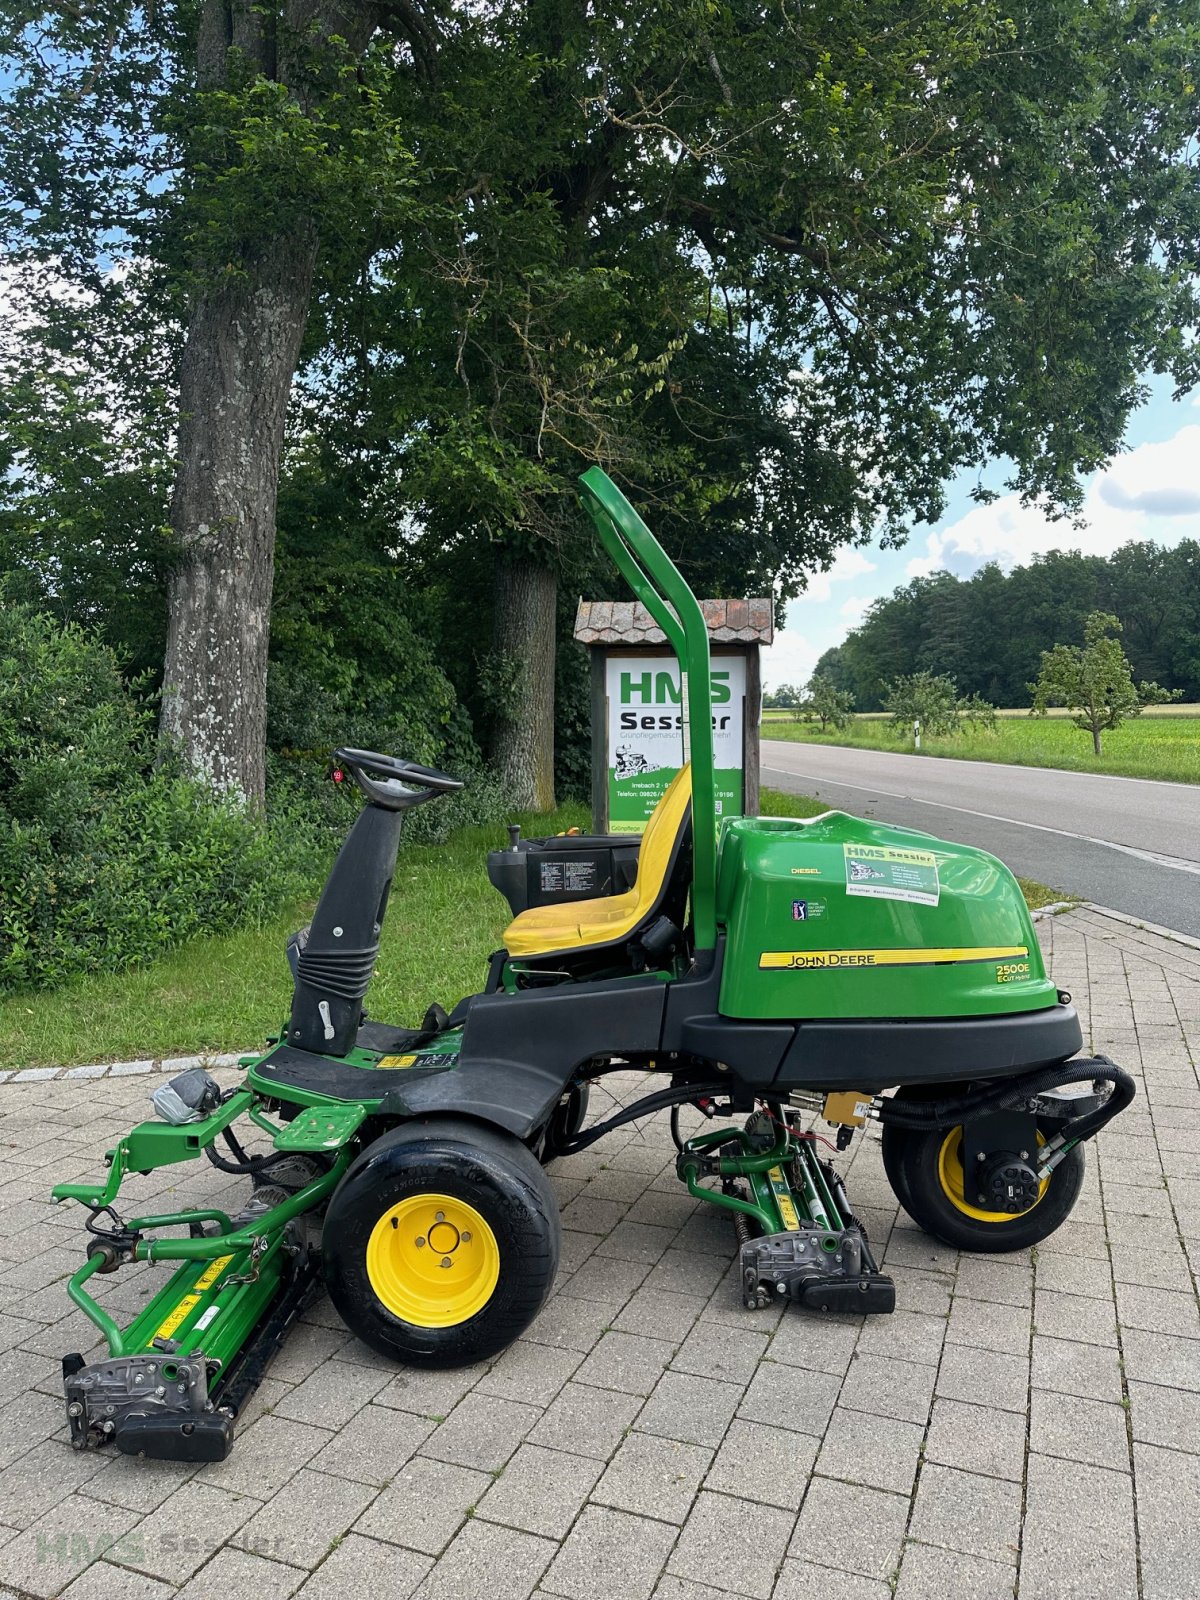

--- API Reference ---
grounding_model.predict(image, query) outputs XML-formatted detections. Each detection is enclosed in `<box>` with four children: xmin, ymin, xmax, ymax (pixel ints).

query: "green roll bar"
<box><xmin>577</xmin><ymin>467</ymin><xmax>718</xmax><ymax>952</ymax></box>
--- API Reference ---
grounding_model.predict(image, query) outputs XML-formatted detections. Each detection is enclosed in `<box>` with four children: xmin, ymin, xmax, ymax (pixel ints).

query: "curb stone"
<box><xmin>1079</xmin><ymin>901</ymin><xmax>1200</xmax><ymax>954</ymax></box>
<box><xmin>1029</xmin><ymin>900</ymin><xmax>1078</xmax><ymax>921</ymax></box>
<box><xmin>0</xmin><ymin>1051</ymin><xmax>247</xmax><ymax>1087</ymax></box>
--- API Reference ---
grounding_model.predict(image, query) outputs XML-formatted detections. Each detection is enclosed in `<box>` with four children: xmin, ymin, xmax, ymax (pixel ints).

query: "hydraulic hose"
<box><xmin>875</xmin><ymin>1056</ymin><xmax>1135</xmax><ymax>1147</ymax></box>
<box><xmin>561</xmin><ymin>1081</ymin><xmax>728</xmax><ymax>1155</ymax></box>
<box><xmin>204</xmin><ymin>1127</ymin><xmax>306</xmax><ymax>1177</ymax></box>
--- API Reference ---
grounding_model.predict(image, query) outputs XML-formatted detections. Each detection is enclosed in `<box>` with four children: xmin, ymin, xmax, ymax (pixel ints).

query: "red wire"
<box><xmin>757</xmin><ymin>1100</ymin><xmax>842</xmax><ymax>1155</ymax></box>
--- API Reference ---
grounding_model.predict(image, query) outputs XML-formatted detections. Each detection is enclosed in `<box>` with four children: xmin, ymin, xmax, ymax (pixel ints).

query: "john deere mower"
<box><xmin>51</xmin><ymin>469</ymin><xmax>1134</xmax><ymax>1460</ymax></box>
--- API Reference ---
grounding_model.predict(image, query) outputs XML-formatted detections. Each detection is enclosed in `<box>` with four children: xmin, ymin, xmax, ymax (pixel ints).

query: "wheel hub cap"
<box><xmin>366</xmin><ymin>1193</ymin><xmax>499</xmax><ymax>1328</ymax></box>
<box><xmin>936</xmin><ymin>1127</ymin><xmax>1049</xmax><ymax>1223</ymax></box>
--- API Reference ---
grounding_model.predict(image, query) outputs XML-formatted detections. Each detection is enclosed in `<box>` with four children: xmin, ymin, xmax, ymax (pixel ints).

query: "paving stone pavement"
<box><xmin>1</xmin><ymin>904</ymin><xmax>1197</xmax><ymax>1600</ymax></box>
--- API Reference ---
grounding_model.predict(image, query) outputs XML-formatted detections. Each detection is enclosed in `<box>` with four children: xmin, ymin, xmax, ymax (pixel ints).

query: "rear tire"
<box><xmin>882</xmin><ymin>1117</ymin><xmax>1085</xmax><ymax>1253</ymax></box>
<box><xmin>323</xmin><ymin>1118</ymin><xmax>560</xmax><ymax>1365</ymax></box>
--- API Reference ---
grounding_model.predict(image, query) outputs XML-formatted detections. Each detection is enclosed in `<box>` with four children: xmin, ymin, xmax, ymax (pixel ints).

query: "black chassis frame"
<box><xmin>359</xmin><ymin>936</ymin><xmax>1084</xmax><ymax>1144</ymax></box>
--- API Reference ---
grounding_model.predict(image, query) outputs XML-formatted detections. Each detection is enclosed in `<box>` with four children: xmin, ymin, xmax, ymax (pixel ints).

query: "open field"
<box><xmin>0</xmin><ymin>787</ymin><xmax>1055</xmax><ymax>1070</ymax></box>
<box><xmin>762</xmin><ymin>707</ymin><xmax>1200</xmax><ymax>783</ymax></box>
<box><xmin>763</xmin><ymin>703</ymin><xmax>1200</xmax><ymax>719</ymax></box>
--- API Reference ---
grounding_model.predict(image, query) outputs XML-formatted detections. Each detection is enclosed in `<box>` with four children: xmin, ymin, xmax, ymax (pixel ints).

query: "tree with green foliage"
<box><xmin>884</xmin><ymin>672</ymin><xmax>962</xmax><ymax>740</ymax></box>
<box><xmin>884</xmin><ymin>672</ymin><xmax>997</xmax><ymax>741</ymax></box>
<box><xmin>822</xmin><ymin>541</ymin><xmax>1200</xmax><ymax>710</ymax></box>
<box><xmin>1030</xmin><ymin>612</ymin><xmax>1180</xmax><ymax>755</ymax></box>
<box><xmin>1</xmin><ymin>0</ymin><xmax>427</xmax><ymax>802</ymax></box>
<box><xmin>803</xmin><ymin>674</ymin><xmax>855</xmax><ymax>732</ymax></box>
<box><xmin>320</xmin><ymin>0</ymin><xmax>1200</xmax><ymax>805</ymax></box>
<box><xmin>4</xmin><ymin>0</ymin><xmax>1200</xmax><ymax>805</ymax></box>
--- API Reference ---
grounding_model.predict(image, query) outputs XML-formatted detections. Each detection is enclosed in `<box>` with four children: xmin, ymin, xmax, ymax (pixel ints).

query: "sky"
<box><xmin>760</xmin><ymin>375</ymin><xmax>1200</xmax><ymax>691</ymax></box>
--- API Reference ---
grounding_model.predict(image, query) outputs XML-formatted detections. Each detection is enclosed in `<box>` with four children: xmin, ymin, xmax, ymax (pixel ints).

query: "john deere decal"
<box><xmin>759</xmin><ymin>945</ymin><xmax>1027</xmax><ymax>971</ymax></box>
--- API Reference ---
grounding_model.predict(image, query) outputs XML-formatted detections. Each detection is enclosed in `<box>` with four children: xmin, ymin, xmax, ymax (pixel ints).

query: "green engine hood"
<box><xmin>716</xmin><ymin>810</ymin><xmax>1056</xmax><ymax>1021</ymax></box>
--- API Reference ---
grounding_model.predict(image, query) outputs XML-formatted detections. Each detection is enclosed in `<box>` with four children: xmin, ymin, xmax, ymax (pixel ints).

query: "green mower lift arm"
<box><xmin>578</xmin><ymin>467</ymin><xmax>718</xmax><ymax>953</ymax></box>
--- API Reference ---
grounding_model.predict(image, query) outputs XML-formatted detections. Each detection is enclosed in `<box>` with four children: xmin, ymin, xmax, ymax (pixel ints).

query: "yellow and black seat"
<box><xmin>503</xmin><ymin>766</ymin><xmax>693</xmax><ymax>963</ymax></box>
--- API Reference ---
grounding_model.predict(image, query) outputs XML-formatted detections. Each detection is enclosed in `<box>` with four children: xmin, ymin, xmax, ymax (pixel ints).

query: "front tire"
<box><xmin>323</xmin><ymin>1118</ymin><xmax>560</xmax><ymax>1365</ymax></box>
<box><xmin>541</xmin><ymin>1084</ymin><xmax>591</xmax><ymax>1161</ymax></box>
<box><xmin>882</xmin><ymin>1118</ymin><xmax>1085</xmax><ymax>1253</ymax></box>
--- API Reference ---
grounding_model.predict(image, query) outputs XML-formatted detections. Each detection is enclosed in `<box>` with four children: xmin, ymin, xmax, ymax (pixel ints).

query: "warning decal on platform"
<box><xmin>843</xmin><ymin>843</ymin><xmax>940</xmax><ymax>907</ymax></box>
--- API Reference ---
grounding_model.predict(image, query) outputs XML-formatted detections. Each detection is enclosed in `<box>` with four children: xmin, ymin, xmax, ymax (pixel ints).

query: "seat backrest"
<box><xmin>626</xmin><ymin>764</ymin><xmax>692</xmax><ymax>924</ymax></box>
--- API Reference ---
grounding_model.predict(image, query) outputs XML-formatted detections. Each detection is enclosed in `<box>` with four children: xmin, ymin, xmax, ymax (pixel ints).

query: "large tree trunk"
<box><xmin>160</xmin><ymin>0</ymin><xmax>381</xmax><ymax>802</ymax></box>
<box><xmin>491</xmin><ymin>556</ymin><xmax>557</xmax><ymax>811</ymax></box>
<box><xmin>161</xmin><ymin>229</ymin><xmax>317</xmax><ymax>802</ymax></box>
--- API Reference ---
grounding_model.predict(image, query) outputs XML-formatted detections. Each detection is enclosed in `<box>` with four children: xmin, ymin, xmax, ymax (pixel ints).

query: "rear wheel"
<box><xmin>882</xmin><ymin>1116</ymin><xmax>1085</xmax><ymax>1253</ymax></box>
<box><xmin>323</xmin><ymin>1118</ymin><xmax>560</xmax><ymax>1365</ymax></box>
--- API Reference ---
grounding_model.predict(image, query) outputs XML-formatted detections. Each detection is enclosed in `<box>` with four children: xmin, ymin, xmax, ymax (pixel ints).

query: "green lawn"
<box><xmin>0</xmin><ymin>787</ymin><xmax>1057</xmax><ymax>1070</ymax></box>
<box><xmin>762</xmin><ymin>709</ymin><xmax>1200</xmax><ymax>784</ymax></box>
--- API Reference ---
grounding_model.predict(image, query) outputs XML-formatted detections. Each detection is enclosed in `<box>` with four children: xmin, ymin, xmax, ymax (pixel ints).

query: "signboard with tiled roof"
<box><xmin>573</xmin><ymin>598</ymin><xmax>773</xmax><ymax>834</ymax></box>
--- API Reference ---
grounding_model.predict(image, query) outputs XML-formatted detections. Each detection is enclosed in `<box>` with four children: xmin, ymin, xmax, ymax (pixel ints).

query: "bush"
<box><xmin>266</xmin><ymin>747</ymin><xmax>516</xmax><ymax>854</ymax></box>
<box><xmin>0</xmin><ymin>602</ymin><xmax>315</xmax><ymax>992</ymax></box>
<box><xmin>263</xmin><ymin>656</ymin><xmax>516</xmax><ymax>852</ymax></box>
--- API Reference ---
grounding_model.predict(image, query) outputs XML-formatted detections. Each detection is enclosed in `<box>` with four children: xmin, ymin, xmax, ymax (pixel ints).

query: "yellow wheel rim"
<box><xmin>937</xmin><ymin>1127</ymin><xmax>1048</xmax><ymax>1223</ymax></box>
<box><xmin>366</xmin><ymin>1193</ymin><xmax>500</xmax><ymax>1328</ymax></box>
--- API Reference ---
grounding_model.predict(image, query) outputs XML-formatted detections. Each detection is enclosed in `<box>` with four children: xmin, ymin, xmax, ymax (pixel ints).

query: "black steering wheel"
<box><xmin>334</xmin><ymin>747</ymin><xmax>464</xmax><ymax>812</ymax></box>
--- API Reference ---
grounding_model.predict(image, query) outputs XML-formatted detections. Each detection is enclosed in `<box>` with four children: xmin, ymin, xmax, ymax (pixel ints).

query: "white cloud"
<box><xmin>762</xmin><ymin>549</ymin><xmax>882</xmax><ymax>689</ymax></box>
<box><xmin>905</xmin><ymin>423</ymin><xmax>1200</xmax><ymax>579</ymax></box>
<box><xmin>904</xmin><ymin>496</ymin><xmax>1086</xmax><ymax>578</ymax></box>
<box><xmin>760</xmin><ymin>627</ymin><xmax>823</xmax><ymax>691</ymax></box>
<box><xmin>1099</xmin><ymin>426</ymin><xmax>1200</xmax><ymax>516</ymax></box>
<box><xmin>799</xmin><ymin>546</ymin><xmax>877</xmax><ymax>603</ymax></box>
<box><xmin>839</xmin><ymin>594</ymin><xmax>873</xmax><ymax>624</ymax></box>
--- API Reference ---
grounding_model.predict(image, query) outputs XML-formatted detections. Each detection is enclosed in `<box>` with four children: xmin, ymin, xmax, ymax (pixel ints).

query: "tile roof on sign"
<box><xmin>573</xmin><ymin>596</ymin><xmax>774</xmax><ymax>646</ymax></box>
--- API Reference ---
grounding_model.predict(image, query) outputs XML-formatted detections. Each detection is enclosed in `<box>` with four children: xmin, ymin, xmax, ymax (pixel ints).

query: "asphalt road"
<box><xmin>761</xmin><ymin>739</ymin><xmax>1200</xmax><ymax>938</ymax></box>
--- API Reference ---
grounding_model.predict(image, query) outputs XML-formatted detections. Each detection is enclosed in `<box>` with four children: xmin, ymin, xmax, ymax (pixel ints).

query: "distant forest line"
<box><xmin>814</xmin><ymin>541</ymin><xmax>1200</xmax><ymax>711</ymax></box>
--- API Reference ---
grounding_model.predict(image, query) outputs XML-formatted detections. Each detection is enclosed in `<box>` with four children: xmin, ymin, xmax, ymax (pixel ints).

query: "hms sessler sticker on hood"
<box><xmin>842</xmin><ymin>843</ymin><xmax>940</xmax><ymax>907</ymax></box>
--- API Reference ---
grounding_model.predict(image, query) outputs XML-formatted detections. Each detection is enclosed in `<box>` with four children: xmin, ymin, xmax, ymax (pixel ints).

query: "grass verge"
<box><xmin>761</xmin><ymin>709</ymin><xmax>1200</xmax><ymax>784</ymax></box>
<box><xmin>0</xmin><ymin>787</ymin><xmax>1060</xmax><ymax>1070</ymax></box>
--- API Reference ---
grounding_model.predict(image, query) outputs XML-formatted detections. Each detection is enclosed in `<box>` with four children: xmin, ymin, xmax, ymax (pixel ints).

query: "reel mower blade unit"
<box><xmin>679</xmin><ymin>1111</ymin><xmax>894</xmax><ymax>1314</ymax></box>
<box><xmin>739</xmin><ymin>1226</ymin><xmax>895</xmax><ymax>1314</ymax></box>
<box><xmin>62</xmin><ymin>1351</ymin><xmax>233</xmax><ymax>1462</ymax></box>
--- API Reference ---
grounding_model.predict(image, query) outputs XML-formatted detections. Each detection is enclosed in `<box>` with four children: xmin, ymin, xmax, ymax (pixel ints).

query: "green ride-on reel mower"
<box><xmin>52</xmin><ymin>469</ymin><xmax>1135</xmax><ymax>1461</ymax></box>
